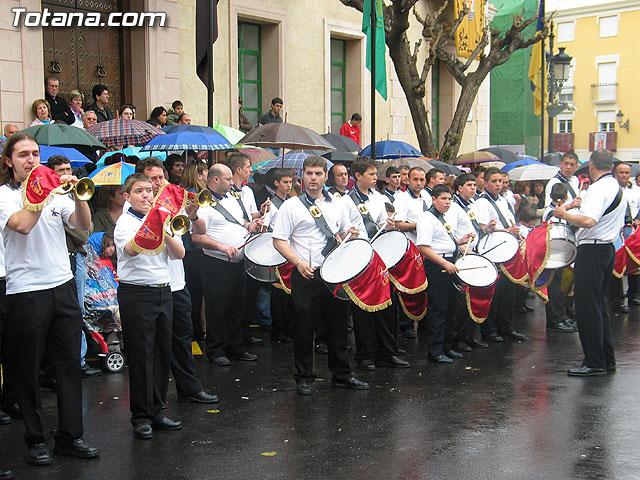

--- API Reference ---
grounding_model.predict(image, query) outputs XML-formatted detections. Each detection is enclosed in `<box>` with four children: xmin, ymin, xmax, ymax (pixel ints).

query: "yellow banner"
<box><xmin>454</xmin><ymin>0</ymin><xmax>485</xmax><ymax>58</ymax></box>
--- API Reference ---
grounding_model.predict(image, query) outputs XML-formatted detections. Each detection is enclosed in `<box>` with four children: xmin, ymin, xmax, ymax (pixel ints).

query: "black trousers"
<box><xmin>270</xmin><ymin>285</ymin><xmax>294</xmax><ymax>339</ymax></box>
<box><xmin>0</xmin><ymin>279</ymin><xmax>15</xmax><ymax>408</ymax></box>
<box><xmin>628</xmin><ymin>274</ymin><xmax>639</xmax><ymax>299</ymax></box>
<box><xmin>118</xmin><ymin>283</ymin><xmax>172</xmax><ymax>425</ymax></box>
<box><xmin>545</xmin><ymin>272</ymin><xmax>568</xmax><ymax>327</ymax></box>
<box><xmin>6</xmin><ymin>280</ymin><xmax>83</xmax><ymax>446</ymax></box>
<box><xmin>481</xmin><ymin>274</ymin><xmax>515</xmax><ymax>336</ymax></box>
<box><xmin>290</xmin><ymin>269</ymin><xmax>351</xmax><ymax>383</ymax></box>
<box><xmin>201</xmin><ymin>256</ymin><xmax>246</xmax><ymax>359</ymax></box>
<box><xmin>574</xmin><ymin>244</ymin><xmax>616</xmax><ymax>369</ymax></box>
<box><xmin>424</xmin><ymin>259</ymin><xmax>457</xmax><ymax>357</ymax></box>
<box><xmin>170</xmin><ymin>288</ymin><xmax>203</xmax><ymax>398</ymax></box>
<box><xmin>451</xmin><ymin>289</ymin><xmax>474</xmax><ymax>346</ymax></box>
<box><xmin>183</xmin><ymin>250</ymin><xmax>205</xmax><ymax>340</ymax></box>
<box><xmin>352</xmin><ymin>304</ymin><xmax>396</xmax><ymax>361</ymax></box>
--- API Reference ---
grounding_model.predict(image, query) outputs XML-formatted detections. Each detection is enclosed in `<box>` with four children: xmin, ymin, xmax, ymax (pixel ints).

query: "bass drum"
<box><xmin>454</xmin><ymin>254</ymin><xmax>498</xmax><ymax>289</ymax></box>
<box><xmin>244</xmin><ymin>232</ymin><xmax>287</xmax><ymax>282</ymax></box>
<box><xmin>546</xmin><ymin>222</ymin><xmax>577</xmax><ymax>269</ymax></box>
<box><xmin>371</xmin><ymin>230</ymin><xmax>409</xmax><ymax>270</ymax></box>
<box><xmin>476</xmin><ymin>230</ymin><xmax>520</xmax><ymax>264</ymax></box>
<box><xmin>320</xmin><ymin>238</ymin><xmax>373</xmax><ymax>301</ymax></box>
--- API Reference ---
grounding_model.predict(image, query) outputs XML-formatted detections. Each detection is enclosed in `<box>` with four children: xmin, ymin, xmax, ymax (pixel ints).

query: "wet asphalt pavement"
<box><xmin>2</xmin><ymin>298</ymin><xmax>640</xmax><ymax>480</ymax></box>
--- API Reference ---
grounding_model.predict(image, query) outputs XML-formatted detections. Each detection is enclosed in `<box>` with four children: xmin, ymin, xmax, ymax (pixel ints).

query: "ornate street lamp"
<box><xmin>546</xmin><ymin>24</ymin><xmax>573</xmax><ymax>153</ymax></box>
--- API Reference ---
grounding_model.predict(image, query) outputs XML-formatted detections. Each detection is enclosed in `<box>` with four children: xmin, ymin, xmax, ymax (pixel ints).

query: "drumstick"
<box><xmin>480</xmin><ymin>240</ymin><xmax>506</xmax><ymax>257</ymax></box>
<box><xmin>370</xmin><ymin>212</ymin><xmax>397</xmax><ymax>244</ymax></box>
<box><xmin>442</xmin><ymin>265</ymin><xmax>489</xmax><ymax>273</ymax></box>
<box><xmin>326</xmin><ymin>231</ymin><xmax>353</xmax><ymax>261</ymax></box>
<box><xmin>461</xmin><ymin>236</ymin><xmax>473</xmax><ymax>259</ymax></box>
<box><xmin>238</xmin><ymin>231</ymin><xmax>266</xmax><ymax>250</ymax></box>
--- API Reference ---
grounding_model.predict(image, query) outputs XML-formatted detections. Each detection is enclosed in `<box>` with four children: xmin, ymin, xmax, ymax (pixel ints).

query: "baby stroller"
<box><xmin>83</xmin><ymin>232</ymin><xmax>126</xmax><ymax>373</ymax></box>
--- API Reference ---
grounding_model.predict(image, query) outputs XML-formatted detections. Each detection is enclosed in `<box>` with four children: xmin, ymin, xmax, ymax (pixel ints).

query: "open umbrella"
<box><xmin>39</xmin><ymin>145</ymin><xmax>92</xmax><ymax>167</ymax></box>
<box><xmin>323</xmin><ymin>151</ymin><xmax>357</xmax><ymax>163</ymax></box>
<box><xmin>454</xmin><ymin>151</ymin><xmax>500</xmax><ymax>165</ymax></box>
<box><xmin>89</xmin><ymin>161</ymin><xmax>136</xmax><ymax>186</ymax></box>
<box><xmin>22</xmin><ymin>123</ymin><xmax>106</xmax><ymax>149</ymax></box>
<box><xmin>376</xmin><ymin>157</ymin><xmax>433</xmax><ymax>178</ymax></box>
<box><xmin>141</xmin><ymin>130</ymin><xmax>233</xmax><ymax>152</ymax></box>
<box><xmin>0</xmin><ymin>137</ymin><xmax>7</xmax><ymax>151</ymax></box>
<box><xmin>97</xmin><ymin>147</ymin><xmax>167</xmax><ymax>167</ymax></box>
<box><xmin>360</xmin><ymin>140</ymin><xmax>422</xmax><ymax>160</ymax></box>
<box><xmin>213</xmin><ymin>123</ymin><xmax>246</xmax><ymax>145</ymax></box>
<box><xmin>239</xmin><ymin>123</ymin><xmax>335</xmax><ymax>151</ymax></box>
<box><xmin>541</xmin><ymin>152</ymin><xmax>563</xmax><ymax>165</ymax></box>
<box><xmin>237</xmin><ymin>147</ymin><xmax>277</xmax><ymax>165</ymax></box>
<box><xmin>252</xmin><ymin>152</ymin><xmax>333</xmax><ymax>177</ymax></box>
<box><xmin>509</xmin><ymin>164</ymin><xmax>559</xmax><ymax>181</ymax></box>
<box><xmin>322</xmin><ymin>133</ymin><xmax>361</xmax><ymax>153</ymax></box>
<box><xmin>501</xmin><ymin>158</ymin><xmax>545</xmax><ymax>172</ymax></box>
<box><xmin>479</xmin><ymin>147</ymin><xmax>519</xmax><ymax>164</ymax></box>
<box><xmin>162</xmin><ymin>124</ymin><xmax>218</xmax><ymax>135</ymax></box>
<box><xmin>427</xmin><ymin>159</ymin><xmax>463</xmax><ymax>175</ymax></box>
<box><xmin>87</xmin><ymin>119</ymin><xmax>164</xmax><ymax>148</ymax></box>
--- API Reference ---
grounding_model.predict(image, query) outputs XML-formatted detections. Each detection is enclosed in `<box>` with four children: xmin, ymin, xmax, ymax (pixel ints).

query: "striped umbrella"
<box><xmin>87</xmin><ymin>119</ymin><xmax>165</xmax><ymax>148</ymax></box>
<box><xmin>89</xmin><ymin>161</ymin><xmax>137</xmax><ymax>186</ymax></box>
<box><xmin>140</xmin><ymin>130</ymin><xmax>233</xmax><ymax>152</ymax></box>
<box><xmin>97</xmin><ymin>147</ymin><xmax>167</xmax><ymax>167</ymax></box>
<box><xmin>252</xmin><ymin>152</ymin><xmax>333</xmax><ymax>177</ymax></box>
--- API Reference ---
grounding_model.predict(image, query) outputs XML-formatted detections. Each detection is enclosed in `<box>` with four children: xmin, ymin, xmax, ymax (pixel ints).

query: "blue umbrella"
<box><xmin>252</xmin><ymin>152</ymin><xmax>333</xmax><ymax>177</ymax></box>
<box><xmin>360</xmin><ymin>140</ymin><xmax>422</xmax><ymax>160</ymax></box>
<box><xmin>502</xmin><ymin>158</ymin><xmax>545</xmax><ymax>172</ymax></box>
<box><xmin>97</xmin><ymin>147</ymin><xmax>166</xmax><ymax>167</ymax></box>
<box><xmin>140</xmin><ymin>130</ymin><xmax>233</xmax><ymax>152</ymax></box>
<box><xmin>39</xmin><ymin>145</ymin><xmax>91</xmax><ymax>167</ymax></box>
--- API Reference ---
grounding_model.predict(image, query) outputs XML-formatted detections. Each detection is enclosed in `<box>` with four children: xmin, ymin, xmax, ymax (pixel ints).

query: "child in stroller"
<box><xmin>84</xmin><ymin>232</ymin><xmax>125</xmax><ymax>373</ymax></box>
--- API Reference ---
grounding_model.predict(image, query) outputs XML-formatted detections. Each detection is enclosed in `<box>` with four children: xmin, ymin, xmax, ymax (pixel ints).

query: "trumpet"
<box><xmin>169</xmin><ymin>214</ymin><xmax>191</xmax><ymax>236</ymax></box>
<box><xmin>59</xmin><ymin>177</ymin><xmax>95</xmax><ymax>201</ymax></box>
<box><xmin>187</xmin><ymin>189</ymin><xmax>214</xmax><ymax>208</ymax></box>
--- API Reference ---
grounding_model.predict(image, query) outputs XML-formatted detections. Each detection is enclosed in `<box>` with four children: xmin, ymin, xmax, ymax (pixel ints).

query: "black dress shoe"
<box><xmin>271</xmin><ymin>333</ymin><xmax>292</xmax><ymax>343</ymax></box>
<box><xmin>548</xmin><ymin>322</ymin><xmax>575</xmax><ymax>333</ymax></box>
<box><xmin>211</xmin><ymin>356</ymin><xmax>231</xmax><ymax>366</ymax></box>
<box><xmin>567</xmin><ymin>366</ymin><xmax>606</xmax><ymax>377</ymax></box>
<box><xmin>81</xmin><ymin>364</ymin><xmax>102</xmax><ymax>378</ymax></box>
<box><xmin>376</xmin><ymin>356</ymin><xmax>410</xmax><ymax>368</ymax></box>
<box><xmin>607</xmin><ymin>363</ymin><xmax>617</xmax><ymax>372</ymax></box>
<box><xmin>26</xmin><ymin>443</ymin><xmax>52</xmax><ymax>466</ymax></box>
<box><xmin>454</xmin><ymin>342</ymin><xmax>472</xmax><ymax>353</ymax></box>
<box><xmin>259</xmin><ymin>325</ymin><xmax>272</xmax><ymax>332</ymax></box>
<box><xmin>244</xmin><ymin>336</ymin><xmax>265</xmax><ymax>346</ymax></box>
<box><xmin>153</xmin><ymin>417</ymin><xmax>183</xmax><ymax>431</ymax></box>
<box><xmin>484</xmin><ymin>333</ymin><xmax>504</xmax><ymax>343</ymax></box>
<box><xmin>357</xmin><ymin>359</ymin><xmax>376</xmax><ymax>371</ymax></box>
<box><xmin>402</xmin><ymin>328</ymin><xmax>417</xmax><ymax>339</ymax></box>
<box><xmin>39</xmin><ymin>378</ymin><xmax>57</xmax><ymax>392</ymax></box>
<box><xmin>178</xmin><ymin>391</ymin><xmax>219</xmax><ymax>404</ymax></box>
<box><xmin>133</xmin><ymin>422</ymin><xmax>153</xmax><ymax>440</ymax></box>
<box><xmin>515</xmin><ymin>306</ymin><xmax>529</xmax><ymax>314</ymax></box>
<box><xmin>296</xmin><ymin>382</ymin><xmax>313</xmax><ymax>395</ymax></box>
<box><xmin>466</xmin><ymin>339</ymin><xmax>489</xmax><ymax>349</ymax></box>
<box><xmin>314</xmin><ymin>343</ymin><xmax>328</xmax><ymax>354</ymax></box>
<box><xmin>629</xmin><ymin>297</ymin><xmax>640</xmax><ymax>305</ymax></box>
<box><xmin>53</xmin><ymin>438</ymin><xmax>100</xmax><ymax>459</ymax></box>
<box><xmin>523</xmin><ymin>304</ymin><xmax>534</xmax><ymax>312</ymax></box>
<box><xmin>499</xmin><ymin>330</ymin><xmax>526</xmax><ymax>341</ymax></box>
<box><xmin>0</xmin><ymin>408</ymin><xmax>10</xmax><ymax>425</ymax></box>
<box><xmin>428</xmin><ymin>354</ymin><xmax>453</xmax><ymax>364</ymax></box>
<box><xmin>614</xmin><ymin>304</ymin><xmax>630</xmax><ymax>314</ymax></box>
<box><xmin>233</xmin><ymin>351</ymin><xmax>258</xmax><ymax>362</ymax></box>
<box><xmin>396</xmin><ymin>348</ymin><xmax>409</xmax><ymax>356</ymax></box>
<box><xmin>331</xmin><ymin>377</ymin><xmax>370</xmax><ymax>390</ymax></box>
<box><xmin>444</xmin><ymin>349</ymin><xmax>463</xmax><ymax>359</ymax></box>
<box><xmin>0</xmin><ymin>468</ymin><xmax>12</xmax><ymax>479</ymax></box>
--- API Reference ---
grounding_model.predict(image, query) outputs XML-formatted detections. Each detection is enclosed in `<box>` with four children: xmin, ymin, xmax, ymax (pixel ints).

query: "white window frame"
<box><xmin>598</xmin><ymin>14</ymin><xmax>619</xmax><ymax>38</ymax></box>
<box><xmin>557</xmin><ymin>21</ymin><xmax>575</xmax><ymax>42</ymax></box>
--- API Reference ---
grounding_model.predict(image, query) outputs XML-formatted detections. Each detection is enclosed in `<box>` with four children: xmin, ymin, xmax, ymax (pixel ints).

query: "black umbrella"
<box><xmin>541</xmin><ymin>152</ymin><xmax>563</xmax><ymax>165</ymax></box>
<box><xmin>428</xmin><ymin>160</ymin><xmax>463</xmax><ymax>175</ymax></box>
<box><xmin>479</xmin><ymin>147</ymin><xmax>519</xmax><ymax>164</ymax></box>
<box><xmin>321</xmin><ymin>133</ymin><xmax>361</xmax><ymax>153</ymax></box>
<box><xmin>322</xmin><ymin>151</ymin><xmax>357</xmax><ymax>163</ymax></box>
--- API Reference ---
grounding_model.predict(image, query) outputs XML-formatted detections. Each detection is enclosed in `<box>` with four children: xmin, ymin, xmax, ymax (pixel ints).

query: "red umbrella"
<box><xmin>87</xmin><ymin>119</ymin><xmax>165</xmax><ymax>148</ymax></box>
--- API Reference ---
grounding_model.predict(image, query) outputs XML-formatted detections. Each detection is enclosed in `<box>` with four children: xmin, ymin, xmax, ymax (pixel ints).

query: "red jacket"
<box><xmin>339</xmin><ymin>121</ymin><xmax>360</xmax><ymax>147</ymax></box>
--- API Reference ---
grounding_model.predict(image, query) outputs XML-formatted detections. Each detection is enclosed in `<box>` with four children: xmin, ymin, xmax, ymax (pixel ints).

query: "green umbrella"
<box><xmin>21</xmin><ymin>123</ymin><xmax>106</xmax><ymax>149</ymax></box>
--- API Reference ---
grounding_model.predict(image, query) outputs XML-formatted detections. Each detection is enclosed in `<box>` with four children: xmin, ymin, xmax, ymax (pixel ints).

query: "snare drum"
<box><xmin>320</xmin><ymin>238</ymin><xmax>374</xmax><ymax>300</ymax></box>
<box><xmin>545</xmin><ymin>222</ymin><xmax>577</xmax><ymax>269</ymax></box>
<box><xmin>476</xmin><ymin>231</ymin><xmax>520</xmax><ymax>264</ymax></box>
<box><xmin>454</xmin><ymin>254</ymin><xmax>498</xmax><ymax>288</ymax></box>
<box><xmin>244</xmin><ymin>232</ymin><xmax>287</xmax><ymax>283</ymax></box>
<box><xmin>371</xmin><ymin>230</ymin><xmax>409</xmax><ymax>270</ymax></box>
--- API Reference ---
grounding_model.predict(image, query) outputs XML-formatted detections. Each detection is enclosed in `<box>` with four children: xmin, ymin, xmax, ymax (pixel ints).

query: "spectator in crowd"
<box><xmin>165</xmin><ymin>154</ymin><xmax>186</xmax><ymax>185</ymax></box>
<box><xmin>68</xmin><ymin>90</ymin><xmax>85</xmax><ymax>128</ymax></box>
<box><xmin>148</xmin><ymin>107</ymin><xmax>168</xmax><ymax>128</ymax></box>
<box><xmin>166</xmin><ymin>101</ymin><xmax>183</xmax><ymax>125</ymax></box>
<box><xmin>238</xmin><ymin>98</ymin><xmax>252</xmax><ymax>133</ymax></box>
<box><xmin>119</xmin><ymin>105</ymin><xmax>135</xmax><ymax>120</ymax></box>
<box><xmin>83</xmin><ymin>111</ymin><xmax>98</xmax><ymax>129</ymax></box>
<box><xmin>339</xmin><ymin>113</ymin><xmax>362</xmax><ymax>147</ymax></box>
<box><xmin>258</xmin><ymin>97</ymin><xmax>283</xmax><ymax>127</ymax></box>
<box><xmin>30</xmin><ymin>99</ymin><xmax>53</xmax><ymax>126</ymax></box>
<box><xmin>86</xmin><ymin>85</ymin><xmax>113</xmax><ymax>123</ymax></box>
<box><xmin>178</xmin><ymin>113</ymin><xmax>191</xmax><ymax>125</ymax></box>
<box><xmin>91</xmin><ymin>185</ymin><xmax>124</xmax><ymax>237</ymax></box>
<box><xmin>44</xmin><ymin>75</ymin><xmax>75</xmax><ymax>125</ymax></box>
<box><xmin>3</xmin><ymin>124</ymin><xmax>18</xmax><ymax>138</ymax></box>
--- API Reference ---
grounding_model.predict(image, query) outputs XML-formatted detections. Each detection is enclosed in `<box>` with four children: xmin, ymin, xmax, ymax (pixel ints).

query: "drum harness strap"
<box><xmin>207</xmin><ymin>191</ymin><xmax>244</xmax><ymax>227</ymax></box>
<box><xmin>555</xmin><ymin>173</ymin><xmax>577</xmax><ymax>199</ymax></box>
<box><xmin>230</xmin><ymin>185</ymin><xmax>251</xmax><ymax>222</ymax></box>
<box><xmin>481</xmin><ymin>192</ymin><xmax>512</xmax><ymax>229</ymax></box>
<box><xmin>298</xmin><ymin>192</ymin><xmax>338</xmax><ymax>256</ymax></box>
<box><xmin>348</xmin><ymin>188</ymin><xmax>379</xmax><ymax>239</ymax></box>
<box><xmin>270</xmin><ymin>194</ymin><xmax>287</xmax><ymax>210</ymax></box>
<box><xmin>328</xmin><ymin>186</ymin><xmax>348</xmax><ymax>198</ymax></box>
<box><xmin>428</xmin><ymin>206</ymin><xmax>459</xmax><ymax>258</ymax></box>
<box><xmin>453</xmin><ymin>194</ymin><xmax>485</xmax><ymax>238</ymax></box>
<box><xmin>383</xmin><ymin>188</ymin><xmax>396</xmax><ymax>204</ymax></box>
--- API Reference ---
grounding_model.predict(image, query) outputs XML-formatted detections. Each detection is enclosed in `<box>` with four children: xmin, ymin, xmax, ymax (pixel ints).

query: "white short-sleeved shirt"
<box><xmin>342</xmin><ymin>188</ymin><xmax>386</xmax><ymax>240</ymax></box>
<box><xmin>545</xmin><ymin>174</ymin><xmax>580</xmax><ymax>207</ymax></box>
<box><xmin>576</xmin><ymin>174</ymin><xmax>626</xmax><ymax>244</ymax></box>
<box><xmin>416</xmin><ymin>210</ymin><xmax>458</xmax><ymax>256</ymax></box>
<box><xmin>198</xmin><ymin>194</ymin><xmax>250</xmax><ymax>263</ymax></box>
<box><xmin>394</xmin><ymin>189</ymin><xmax>432</xmax><ymax>244</ymax></box>
<box><xmin>624</xmin><ymin>186</ymin><xmax>640</xmax><ymax>220</ymax></box>
<box><xmin>0</xmin><ymin>185</ymin><xmax>75</xmax><ymax>294</ymax></box>
<box><xmin>0</xmin><ymin>230</ymin><xmax>5</xmax><ymax>279</ymax></box>
<box><xmin>382</xmin><ymin>188</ymin><xmax>397</xmax><ymax>204</ymax></box>
<box><xmin>503</xmin><ymin>190</ymin><xmax>517</xmax><ymax>210</ymax></box>
<box><xmin>114</xmin><ymin>207</ymin><xmax>171</xmax><ymax>285</ymax></box>
<box><xmin>474</xmin><ymin>193</ymin><xmax>516</xmax><ymax>229</ymax></box>
<box><xmin>265</xmin><ymin>195</ymin><xmax>288</xmax><ymax>230</ymax></box>
<box><xmin>446</xmin><ymin>202</ymin><xmax>477</xmax><ymax>248</ymax></box>
<box><xmin>272</xmin><ymin>193</ymin><xmax>351</xmax><ymax>268</ymax></box>
<box><xmin>519</xmin><ymin>225</ymin><xmax>533</xmax><ymax>239</ymax></box>
<box><xmin>169</xmin><ymin>234</ymin><xmax>186</xmax><ymax>292</ymax></box>
<box><xmin>231</xmin><ymin>185</ymin><xmax>258</xmax><ymax>220</ymax></box>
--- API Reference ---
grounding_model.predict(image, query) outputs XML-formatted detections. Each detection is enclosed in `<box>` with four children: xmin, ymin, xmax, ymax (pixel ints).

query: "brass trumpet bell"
<box><xmin>170</xmin><ymin>214</ymin><xmax>191</xmax><ymax>236</ymax></box>
<box><xmin>60</xmin><ymin>177</ymin><xmax>95</xmax><ymax>201</ymax></box>
<box><xmin>197</xmin><ymin>189</ymin><xmax>213</xmax><ymax>208</ymax></box>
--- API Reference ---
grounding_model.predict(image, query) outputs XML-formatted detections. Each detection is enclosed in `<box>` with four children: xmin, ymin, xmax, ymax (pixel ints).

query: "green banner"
<box><xmin>363</xmin><ymin>0</ymin><xmax>387</xmax><ymax>100</ymax></box>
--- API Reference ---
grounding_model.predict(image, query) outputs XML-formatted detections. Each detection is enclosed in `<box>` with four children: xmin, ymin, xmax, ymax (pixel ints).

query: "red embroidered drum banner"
<box><xmin>131</xmin><ymin>207</ymin><xmax>171</xmax><ymax>255</ymax></box>
<box><xmin>397</xmin><ymin>291</ymin><xmax>427</xmax><ymax>321</ymax></box>
<box><xmin>388</xmin><ymin>241</ymin><xmax>428</xmax><ymax>294</ymax></box>
<box><xmin>465</xmin><ymin>284</ymin><xmax>495</xmax><ymax>323</ymax></box>
<box><xmin>342</xmin><ymin>251</ymin><xmax>392</xmax><ymax>312</ymax></box>
<box><xmin>274</xmin><ymin>262</ymin><xmax>294</xmax><ymax>294</ymax></box>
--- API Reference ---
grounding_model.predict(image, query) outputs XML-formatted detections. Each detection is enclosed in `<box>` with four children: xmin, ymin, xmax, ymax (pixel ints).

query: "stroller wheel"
<box><xmin>104</xmin><ymin>352</ymin><xmax>126</xmax><ymax>373</ymax></box>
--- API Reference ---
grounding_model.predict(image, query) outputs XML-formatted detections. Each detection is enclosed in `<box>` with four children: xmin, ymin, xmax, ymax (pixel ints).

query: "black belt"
<box><xmin>119</xmin><ymin>281</ymin><xmax>170</xmax><ymax>288</ymax></box>
<box><xmin>578</xmin><ymin>240</ymin><xmax>611</xmax><ymax>246</ymax></box>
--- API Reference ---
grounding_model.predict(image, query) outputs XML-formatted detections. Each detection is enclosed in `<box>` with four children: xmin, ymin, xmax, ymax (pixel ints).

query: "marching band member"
<box><xmin>553</xmin><ymin>149</ymin><xmax>626</xmax><ymax>376</ymax></box>
<box><xmin>114</xmin><ymin>173</ymin><xmax>186</xmax><ymax>439</ymax></box>
<box><xmin>191</xmin><ymin>164</ymin><xmax>261</xmax><ymax>366</ymax></box>
<box><xmin>382</xmin><ymin>166</ymin><xmax>401</xmax><ymax>203</ymax></box>
<box><xmin>424</xmin><ymin>168</ymin><xmax>445</xmax><ymax>197</ymax></box>
<box><xmin>0</xmin><ymin>134</ymin><xmax>98</xmax><ymax>463</ymax></box>
<box><xmin>342</xmin><ymin>158</ymin><xmax>409</xmax><ymax>370</ymax></box>
<box><xmin>395</xmin><ymin>167</ymin><xmax>430</xmax><ymax>245</ymax></box>
<box><xmin>473</xmin><ymin>167</ymin><xmax>526</xmax><ymax>343</ymax></box>
<box><xmin>416</xmin><ymin>185</ymin><xmax>474</xmax><ymax>363</ymax></box>
<box><xmin>544</xmin><ymin>152</ymin><xmax>581</xmax><ymax>208</ymax></box>
<box><xmin>327</xmin><ymin>163</ymin><xmax>350</xmax><ymax>197</ymax></box>
<box><xmin>273</xmin><ymin>155</ymin><xmax>369</xmax><ymax>395</ymax></box>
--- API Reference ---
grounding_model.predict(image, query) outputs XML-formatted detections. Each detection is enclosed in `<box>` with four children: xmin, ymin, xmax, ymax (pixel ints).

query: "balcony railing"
<box><xmin>590</xmin><ymin>82</ymin><xmax>617</xmax><ymax>103</ymax></box>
